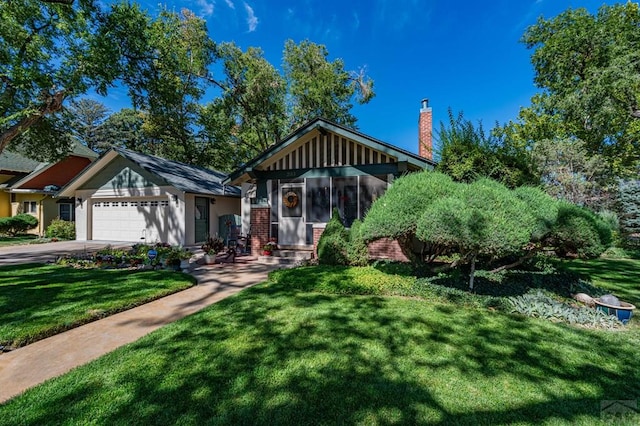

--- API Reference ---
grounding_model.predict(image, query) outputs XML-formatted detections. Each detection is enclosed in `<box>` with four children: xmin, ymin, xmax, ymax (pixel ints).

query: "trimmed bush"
<box><xmin>551</xmin><ymin>202</ymin><xmax>612</xmax><ymax>258</ymax></box>
<box><xmin>317</xmin><ymin>208</ymin><xmax>349</xmax><ymax>265</ymax></box>
<box><xmin>347</xmin><ymin>219</ymin><xmax>369</xmax><ymax>266</ymax></box>
<box><xmin>360</xmin><ymin>171</ymin><xmax>458</xmax><ymax>262</ymax></box>
<box><xmin>46</xmin><ymin>218</ymin><xmax>76</xmax><ymax>240</ymax></box>
<box><xmin>0</xmin><ymin>214</ymin><xmax>38</xmax><ymax>236</ymax></box>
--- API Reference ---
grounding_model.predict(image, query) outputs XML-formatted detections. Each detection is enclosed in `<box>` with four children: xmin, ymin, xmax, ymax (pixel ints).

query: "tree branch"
<box><xmin>0</xmin><ymin>90</ymin><xmax>67</xmax><ymax>154</ymax></box>
<box><xmin>40</xmin><ymin>0</ymin><xmax>75</xmax><ymax>5</ymax></box>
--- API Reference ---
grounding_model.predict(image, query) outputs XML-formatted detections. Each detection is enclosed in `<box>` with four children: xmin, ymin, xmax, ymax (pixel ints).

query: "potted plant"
<box><xmin>262</xmin><ymin>241</ymin><xmax>277</xmax><ymax>256</ymax></box>
<box><xmin>201</xmin><ymin>236</ymin><xmax>224</xmax><ymax>264</ymax></box>
<box><xmin>165</xmin><ymin>247</ymin><xmax>192</xmax><ymax>271</ymax></box>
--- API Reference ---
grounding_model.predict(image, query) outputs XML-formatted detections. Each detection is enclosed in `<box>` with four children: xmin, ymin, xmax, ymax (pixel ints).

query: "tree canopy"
<box><xmin>1</xmin><ymin>0</ymin><xmax>375</xmax><ymax>170</ymax></box>
<box><xmin>518</xmin><ymin>2</ymin><xmax>640</xmax><ymax>175</ymax></box>
<box><xmin>0</xmin><ymin>0</ymin><xmax>123</xmax><ymax>156</ymax></box>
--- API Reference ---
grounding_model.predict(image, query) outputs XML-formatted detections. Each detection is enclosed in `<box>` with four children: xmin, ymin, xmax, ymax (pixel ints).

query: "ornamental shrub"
<box><xmin>360</xmin><ymin>171</ymin><xmax>458</xmax><ymax>262</ymax></box>
<box><xmin>317</xmin><ymin>208</ymin><xmax>349</xmax><ymax>265</ymax></box>
<box><xmin>0</xmin><ymin>214</ymin><xmax>38</xmax><ymax>236</ymax></box>
<box><xmin>513</xmin><ymin>186</ymin><xmax>559</xmax><ymax>242</ymax></box>
<box><xmin>550</xmin><ymin>202</ymin><xmax>612</xmax><ymax>258</ymax></box>
<box><xmin>45</xmin><ymin>219</ymin><xmax>76</xmax><ymax>240</ymax></box>
<box><xmin>347</xmin><ymin>219</ymin><xmax>369</xmax><ymax>266</ymax></box>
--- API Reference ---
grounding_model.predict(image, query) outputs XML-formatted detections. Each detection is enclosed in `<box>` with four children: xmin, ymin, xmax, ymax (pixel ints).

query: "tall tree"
<box><xmin>101</xmin><ymin>108</ymin><xmax>146</xmax><ymax>152</ymax></box>
<box><xmin>437</xmin><ymin>110</ymin><xmax>537</xmax><ymax>188</ymax></box>
<box><xmin>65</xmin><ymin>99</ymin><xmax>110</xmax><ymax>153</ymax></box>
<box><xmin>531</xmin><ymin>137</ymin><xmax>610</xmax><ymax>209</ymax></box>
<box><xmin>520</xmin><ymin>2</ymin><xmax>640</xmax><ymax>174</ymax></box>
<box><xmin>283</xmin><ymin>40</ymin><xmax>374</xmax><ymax>129</ymax></box>
<box><xmin>113</xmin><ymin>7</ymin><xmax>216</xmax><ymax>166</ymax></box>
<box><xmin>618</xmin><ymin>180</ymin><xmax>640</xmax><ymax>245</ymax></box>
<box><xmin>199</xmin><ymin>42</ymin><xmax>287</xmax><ymax>168</ymax></box>
<box><xmin>0</xmin><ymin>0</ymin><xmax>123</xmax><ymax>156</ymax></box>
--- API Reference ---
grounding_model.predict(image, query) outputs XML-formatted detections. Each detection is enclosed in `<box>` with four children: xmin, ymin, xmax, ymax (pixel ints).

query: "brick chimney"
<box><xmin>418</xmin><ymin>98</ymin><xmax>432</xmax><ymax>160</ymax></box>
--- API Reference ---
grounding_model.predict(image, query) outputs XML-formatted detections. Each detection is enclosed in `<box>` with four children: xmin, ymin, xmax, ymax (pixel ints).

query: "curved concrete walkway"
<box><xmin>0</xmin><ymin>254</ymin><xmax>278</xmax><ymax>403</ymax></box>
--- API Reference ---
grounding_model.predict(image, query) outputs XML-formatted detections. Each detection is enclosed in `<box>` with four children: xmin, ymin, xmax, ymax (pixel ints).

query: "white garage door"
<box><xmin>91</xmin><ymin>198</ymin><xmax>171</xmax><ymax>243</ymax></box>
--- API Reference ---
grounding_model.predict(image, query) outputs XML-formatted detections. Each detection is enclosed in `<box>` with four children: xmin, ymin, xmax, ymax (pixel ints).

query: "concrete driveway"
<box><xmin>0</xmin><ymin>240</ymin><xmax>136</xmax><ymax>266</ymax></box>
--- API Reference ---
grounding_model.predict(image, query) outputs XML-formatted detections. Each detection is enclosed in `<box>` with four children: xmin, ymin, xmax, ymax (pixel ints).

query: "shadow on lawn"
<box><xmin>6</xmin><ymin>280</ymin><xmax>640</xmax><ymax>425</ymax></box>
<box><xmin>0</xmin><ymin>264</ymin><xmax>194</xmax><ymax>347</ymax></box>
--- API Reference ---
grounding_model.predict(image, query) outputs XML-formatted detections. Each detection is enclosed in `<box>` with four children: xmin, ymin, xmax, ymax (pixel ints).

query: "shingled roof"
<box><xmin>115</xmin><ymin>148</ymin><xmax>240</xmax><ymax>196</ymax></box>
<box><xmin>0</xmin><ymin>150</ymin><xmax>41</xmax><ymax>174</ymax></box>
<box><xmin>58</xmin><ymin>147</ymin><xmax>239</xmax><ymax>198</ymax></box>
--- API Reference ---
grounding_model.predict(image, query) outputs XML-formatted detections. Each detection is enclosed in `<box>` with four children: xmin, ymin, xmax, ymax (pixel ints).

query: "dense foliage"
<box><xmin>45</xmin><ymin>219</ymin><xmax>76</xmax><ymax>240</ymax></box>
<box><xmin>317</xmin><ymin>208</ymin><xmax>349</xmax><ymax>266</ymax></box>
<box><xmin>517</xmin><ymin>2</ymin><xmax>640</xmax><ymax>175</ymax></box>
<box><xmin>362</xmin><ymin>172</ymin><xmax>612</xmax><ymax>290</ymax></box>
<box><xmin>617</xmin><ymin>179</ymin><xmax>640</xmax><ymax>246</ymax></box>
<box><xmin>2</xmin><ymin>1</ymin><xmax>375</xmax><ymax>171</ymax></box>
<box><xmin>0</xmin><ymin>214</ymin><xmax>38</xmax><ymax>236</ymax></box>
<box><xmin>437</xmin><ymin>110</ymin><xmax>537</xmax><ymax>188</ymax></box>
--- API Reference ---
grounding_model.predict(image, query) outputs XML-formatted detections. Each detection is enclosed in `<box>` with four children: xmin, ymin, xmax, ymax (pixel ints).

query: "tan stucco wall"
<box><xmin>10</xmin><ymin>194</ymin><xmax>56</xmax><ymax>235</ymax></box>
<box><xmin>0</xmin><ymin>192</ymin><xmax>10</xmax><ymax>217</ymax></box>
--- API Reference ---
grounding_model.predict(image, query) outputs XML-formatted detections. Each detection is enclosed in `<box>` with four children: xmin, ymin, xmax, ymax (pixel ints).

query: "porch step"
<box><xmin>258</xmin><ymin>249</ymin><xmax>313</xmax><ymax>265</ymax></box>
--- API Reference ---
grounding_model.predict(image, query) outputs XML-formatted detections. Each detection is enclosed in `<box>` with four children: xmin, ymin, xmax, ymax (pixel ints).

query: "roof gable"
<box><xmin>58</xmin><ymin>148</ymin><xmax>239</xmax><ymax>198</ymax></box>
<box><xmin>227</xmin><ymin>118</ymin><xmax>435</xmax><ymax>184</ymax></box>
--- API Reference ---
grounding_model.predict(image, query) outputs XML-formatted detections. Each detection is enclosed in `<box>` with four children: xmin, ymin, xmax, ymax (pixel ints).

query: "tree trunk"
<box><xmin>468</xmin><ymin>253</ymin><xmax>477</xmax><ymax>292</ymax></box>
<box><xmin>0</xmin><ymin>90</ymin><xmax>66</xmax><ymax>155</ymax></box>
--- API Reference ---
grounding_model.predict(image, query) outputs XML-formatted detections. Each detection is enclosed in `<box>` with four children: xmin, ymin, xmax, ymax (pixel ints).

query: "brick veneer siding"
<box><xmin>368</xmin><ymin>238</ymin><xmax>409</xmax><ymax>262</ymax></box>
<box><xmin>418</xmin><ymin>100</ymin><xmax>433</xmax><ymax>161</ymax></box>
<box><xmin>250</xmin><ymin>207</ymin><xmax>270</xmax><ymax>254</ymax></box>
<box><xmin>313</xmin><ymin>224</ymin><xmax>409</xmax><ymax>263</ymax></box>
<box><xmin>312</xmin><ymin>226</ymin><xmax>325</xmax><ymax>258</ymax></box>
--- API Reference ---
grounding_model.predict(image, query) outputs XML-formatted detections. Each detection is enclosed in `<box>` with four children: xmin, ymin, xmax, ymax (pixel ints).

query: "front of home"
<box><xmin>226</xmin><ymin>101</ymin><xmax>436</xmax><ymax>256</ymax></box>
<box><xmin>57</xmin><ymin>148</ymin><xmax>240</xmax><ymax>246</ymax></box>
<box><xmin>1</xmin><ymin>143</ymin><xmax>97</xmax><ymax>235</ymax></box>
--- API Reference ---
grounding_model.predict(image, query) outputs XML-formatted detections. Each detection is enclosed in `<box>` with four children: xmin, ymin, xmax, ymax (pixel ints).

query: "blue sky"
<box><xmin>100</xmin><ymin>0</ymin><xmax>624</xmax><ymax>155</ymax></box>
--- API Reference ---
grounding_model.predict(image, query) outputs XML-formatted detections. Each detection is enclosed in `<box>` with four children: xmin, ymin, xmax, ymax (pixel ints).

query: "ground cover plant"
<box><xmin>0</xmin><ymin>264</ymin><xmax>195</xmax><ymax>348</ymax></box>
<box><xmin>1</xmin><ymin>257</ymin><xmax>639</xmax><ymax>425</ymax></box>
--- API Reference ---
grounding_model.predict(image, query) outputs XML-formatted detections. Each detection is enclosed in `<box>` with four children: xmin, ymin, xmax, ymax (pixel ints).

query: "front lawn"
<box><xmin>1</xmin><ymin>261</ymin><xmax>639</xmax><ymax>424</ymax></box>
<box><xmin>0</xmin><ymin>234</ymin><xmax>39</xmax><ymax>247</ymax></box>
<box><xmin>0</xmin><ymin>264</ymin><xmax>196</xmax><ymax>348</ymax></box>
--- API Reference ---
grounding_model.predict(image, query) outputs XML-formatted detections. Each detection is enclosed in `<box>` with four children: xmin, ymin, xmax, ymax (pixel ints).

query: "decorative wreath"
<box><xmin>283</xmin><ymin>191</ymin><xmax>299</xmax><ymax>209</ymax></box>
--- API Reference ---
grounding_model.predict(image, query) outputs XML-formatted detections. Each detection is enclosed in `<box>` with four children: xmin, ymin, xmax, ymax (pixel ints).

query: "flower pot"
<box><xmin>262</xmin><ymin>250</ymin><xmax>272</xmax><ymax>256</ymax></box>
<box><xmin>204</xmin><ymin>253</ymin><xmax>216</xmax><ymax>264</ymax></box>
<box><xmin>180</xmin><ymin>259</ymin><xmax>190</xmax><ymax>271</ymax></box>
<box><xmin>595</xmin><ymin>299</ymin><xmax>636</xmax><ymax>325</ymax></box>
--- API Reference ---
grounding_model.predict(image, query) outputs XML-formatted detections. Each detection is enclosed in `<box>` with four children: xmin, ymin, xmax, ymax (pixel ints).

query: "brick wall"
<box><xmin>312</xmin><ymin>224</ymin><xmax>409</xmax><ymax>263</ymax></box>
<box><xmin>250</xmin><ymin>207</ymin><xmax>270</xmax><ymax>254</ymax></box>
<box><xmin>312</xmin><ymin>226</ymin><xmax>325</xmax><ymax>258</ymax></box>
<box><xmin>368</xmin><ymin>238</ymin><xmax>409</xmax><ymax>262</ymax></box>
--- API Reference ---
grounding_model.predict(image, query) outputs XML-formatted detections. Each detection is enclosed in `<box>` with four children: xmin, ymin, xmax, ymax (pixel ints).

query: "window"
<box><xmin>121</xmin><ymin>201</ymin><xmax>128</xmax><ymax>207</ymax></box>
<box><xmin>160</xmin><ymin>200</ymin><xmax>169</xmax><ymax>207</ymax></box>
<box><xmin>140</xmin><ymin>201</ymin><xmax>149</xmax><ymax>207</ymax></box>
<box><xmin>130</xmin><ymin>201</ymin><xmax>138</xmax><ymax>207</ymax></box>
<box><xmin>306</xmin><ymin>177</ymin><xmax>331</xmax><ymax>223</ymax></box>
<box><xmin>59</xmin><ymin>203</ymin><xmax>75</xmax><ymax>221</ymax></box>
<box><xmin>150</xmin><ymin>201</ymin><xmax>159</xmax><ymax>207</ymax></box>
<box><xmin>23</xmin><ymin>201</ymin><xmax>37</xmax><ymax>214</ymax></box>
<box><xmin>94</xmin><ymin>202</ymin><xmax>102</xmax><ymax>208</ymax></box>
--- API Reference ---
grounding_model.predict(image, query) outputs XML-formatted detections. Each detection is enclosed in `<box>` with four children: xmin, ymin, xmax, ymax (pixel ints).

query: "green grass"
<box><xmin>0</xmin><ymin>264</ymin><xmax>195</xmax><ymax>347</ymax></box>
<box><xmin>0</xmin><ymin>234</ymin><xmax>39</xmax><ymax>247</ymax></box>
<box><xmin>1</xmin><ymin>262</ymin><xmax>639</xmax><ymax>425</ymax></box>
<box><xmin>559</xmin><ymin>257</ymin><xmax>640</xmax><ymax>307</ymax></box>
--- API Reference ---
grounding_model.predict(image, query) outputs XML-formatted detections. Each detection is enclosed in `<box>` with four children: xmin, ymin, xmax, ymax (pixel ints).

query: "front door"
<box><xmin>279</xmin><ymin>183</ymin><xmax>306</xmax><ymax>246</ymax></box>
<box><xmin>194</xmin><ymin>197</ymin><xmax>209</xmax><ymax>243</ymax></box>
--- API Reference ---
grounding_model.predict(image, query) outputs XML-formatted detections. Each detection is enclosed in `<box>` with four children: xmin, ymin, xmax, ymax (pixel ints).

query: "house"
<box><xmin>1</xmin><ymin>144</ymin><xmax>98</xmax><ymax>235</ymax></box>
<box><xmin>57</xmin><ymin>147</ymin><xmax>241</xmax><ymax>246</ymax></box>
<box><xmin>225</xmin><ymin>100</ymin><xmax>436</xmax><ymax>257</ymax></box>
<box><xmin>0</xmin><ymin>151</ymin><xmax>40</xmax><ymax>218</ymax></box>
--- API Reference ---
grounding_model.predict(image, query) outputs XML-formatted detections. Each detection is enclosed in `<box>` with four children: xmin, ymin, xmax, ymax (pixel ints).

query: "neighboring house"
<box><xmin>0</xmin><ymin>151</ymin><xmax>40</xmax><ymax>218</ymax></box>
<box><xmin>225</xmin><ymin>100</ymin><xmax>436</xmax><ymax>257</ymax></box>
<box><xmin>57</xmin><ymin>147</ymin><xmax>241</xmax><ymax>246</ymax></box>
<box><xmin>1</xmin><ymin>144</ymin><xmax>97</xmax><ymax>235</ymax></box>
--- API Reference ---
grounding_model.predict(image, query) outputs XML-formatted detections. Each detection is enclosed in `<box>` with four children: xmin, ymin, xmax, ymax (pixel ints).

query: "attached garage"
<box><xmin>91</xmin><ymin>198</ymin><xmax>171</xmax><ymax>242</ymax></box>
<box><xmin>57</xmin><ymin>148</ymin><xmax>240</xmax><ymax>246</ymax></box>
